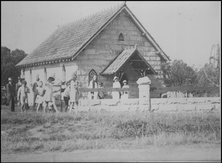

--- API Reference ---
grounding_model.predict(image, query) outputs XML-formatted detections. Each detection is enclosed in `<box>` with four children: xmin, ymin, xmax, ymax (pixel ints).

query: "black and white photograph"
<box><xmin>1</xmin><ymin>1</ymin><xmax>221</xmax><ymax>162</ymax></box>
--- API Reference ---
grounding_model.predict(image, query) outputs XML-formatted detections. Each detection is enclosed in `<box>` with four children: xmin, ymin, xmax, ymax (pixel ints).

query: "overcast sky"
<box><xmin>1</xmin><ymin>1</ymin><xmax>220</xmax><ymax>68</ymax></box>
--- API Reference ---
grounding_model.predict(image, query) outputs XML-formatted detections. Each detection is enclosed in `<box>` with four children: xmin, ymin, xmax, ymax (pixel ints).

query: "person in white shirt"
<box><xmin>121</xmin><ymin>80</ymin><xmax>129</xmax><ymax>99</ymax></box>
<box><xmin>88</xmin><ymin>75</ymin><xmax>98</xmax><ymax>100</ymax></box>
<box><xmin>36</xmin><ymin>81</ymin><xmax>45</xmax><ymax>113</ymax></box>
<box><xmin>43</xmin><ymin>77</ymin><xmax>59</xmax><ymax>113</ymax></box>
<box><xmin>112</xmin><ymin>76</ymin><xmax>121</xmax><ymax>100</ymax></box>
<box><xmin>66</xmin><ymin>73</ymin><xmax>79</xmax><ymax>113</ymax></box>
<box><xmin>17</xmin><ymin>80</ymin><xmax>30</xmax><ymax>113</ymax></box>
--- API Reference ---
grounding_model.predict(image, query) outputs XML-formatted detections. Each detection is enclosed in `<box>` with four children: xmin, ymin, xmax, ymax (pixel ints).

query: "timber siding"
<box><xmin>76</xmin><ymin>10</ymin><xmax>164</xmax><ymax>84</ymax></box>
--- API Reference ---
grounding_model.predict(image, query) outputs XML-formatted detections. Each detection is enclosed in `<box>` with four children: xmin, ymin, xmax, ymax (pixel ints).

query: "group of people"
<box><xmin>87</xmin><ymin>75</ymin><xmax>129</xmax><ymax>100</ymax></box>
<box><xmin>6</xmin><ymin>77</ymin><xmax>32</xmax><ymax>113</ymax></box>
<box><xmin>5</xmin><ymin>73</ymin><xmax>130</xmax><ymax>113</ymax></box>
<box><xmin>112</xmin><ymin>76</ymin><xmax>129</xmax><ymax>100</ymax></box>
<box><xmin>6</xmin><ymin>75</ymin><xmax>61</xmax><ymax>113</ymax></box>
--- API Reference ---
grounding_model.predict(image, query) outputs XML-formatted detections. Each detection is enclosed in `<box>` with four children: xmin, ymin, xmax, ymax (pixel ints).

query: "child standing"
<box><xmin>17</xmin><ymin>80</ymin><xmax>30</xmax><ymax>113</ymax></box>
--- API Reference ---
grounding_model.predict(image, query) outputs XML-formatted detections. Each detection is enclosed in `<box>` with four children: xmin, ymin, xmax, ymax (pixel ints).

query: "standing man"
<box><xmin>88</xmin><ymin>75</ymin><xmax>98</xmax><ymax>100</ymax></box>
<box><xmin>32</xmin><ymin>74</ymin><xmax>40</xmax><ymax>109</ymax></box>
<box><xmin>6</xmin><ymin>77</ymin><xmax>16</xmax><ymax>112</ymax></box>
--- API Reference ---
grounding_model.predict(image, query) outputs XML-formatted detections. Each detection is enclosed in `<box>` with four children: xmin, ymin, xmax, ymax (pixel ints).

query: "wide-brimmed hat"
<box><xmin>8</xmin><ymin>77</ymin><xmax>12</xmax><ymax>81</ymax></box>
<box><xmin>113</xmin><ymin>76</ymin><xmax>118</xmax><ymax>81</ymax></box>
<box><xmin>123</xmin><ymin>80</ymin><xmax>127</xmax><ymax>83</ymax></box>
<box><xmin>48</xmin><ymin>76</ymin><xmax>55</xmax><ymax>81</ymax></box>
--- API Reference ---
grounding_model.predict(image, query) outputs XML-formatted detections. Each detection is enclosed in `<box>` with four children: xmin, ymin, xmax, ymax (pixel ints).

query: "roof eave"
<box><xmin>16</xmin><ymin>56</ymin><xmax>73</xmax><ymax>68</ymax></box>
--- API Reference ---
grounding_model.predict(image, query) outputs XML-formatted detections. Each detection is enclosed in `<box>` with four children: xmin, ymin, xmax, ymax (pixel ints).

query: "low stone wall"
<box><xmin>78</xmin><ymin>97</ymin><xmax>220</xmax><ymax>112</ymax></box>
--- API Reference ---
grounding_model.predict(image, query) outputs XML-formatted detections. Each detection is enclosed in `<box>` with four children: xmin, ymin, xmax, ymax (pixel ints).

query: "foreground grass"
<box><xmin>1</xmin><ymin>105</ymin><xmax>221</xmax><ymax>154</ymax></box>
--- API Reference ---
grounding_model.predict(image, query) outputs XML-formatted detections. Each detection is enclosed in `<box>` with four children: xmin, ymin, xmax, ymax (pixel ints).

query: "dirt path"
<box><xmin>1</xmin><ymin>145</ymin><xmax>221</xmax><ymax>162</ymax></box>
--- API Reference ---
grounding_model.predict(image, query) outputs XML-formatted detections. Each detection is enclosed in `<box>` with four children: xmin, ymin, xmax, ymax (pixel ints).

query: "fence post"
<box><xmin>136</xmin><ymin>76</ymin><xmax>151</xmax><ymax>111</ymax></box>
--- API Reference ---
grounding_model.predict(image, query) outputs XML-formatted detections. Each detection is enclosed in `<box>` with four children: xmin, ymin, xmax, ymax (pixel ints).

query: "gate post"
<box><xmin>136</xmin><ymin>76</ymin><xmax>151</xmax><ymax>111</ymax></box>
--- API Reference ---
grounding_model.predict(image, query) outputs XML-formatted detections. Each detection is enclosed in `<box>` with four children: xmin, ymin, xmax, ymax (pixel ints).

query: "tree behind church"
<box><xmin>1</xmin><ymin>46</ymin><xmax>27</xmax><ymax>86</ymax></box>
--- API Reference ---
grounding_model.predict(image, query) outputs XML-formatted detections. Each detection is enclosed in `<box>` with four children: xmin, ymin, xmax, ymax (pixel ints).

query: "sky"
<box><xmin>1</xmin><ymin>1</ymin><xmax>221</xmax><ymax>68</ymax></box>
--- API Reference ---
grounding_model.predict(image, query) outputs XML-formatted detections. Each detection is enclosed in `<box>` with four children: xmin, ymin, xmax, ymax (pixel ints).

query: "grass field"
<box><xmin>1</xmin><ymin>105</ymin><xmax>221</xmax><ymax>154</ymax></box>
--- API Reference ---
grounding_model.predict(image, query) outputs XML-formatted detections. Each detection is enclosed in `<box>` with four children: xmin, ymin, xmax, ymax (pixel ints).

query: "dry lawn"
<box><xmin>1</xmin><ymin>105</ymin><xmax>221</xmax><ymax>154</ymax></box>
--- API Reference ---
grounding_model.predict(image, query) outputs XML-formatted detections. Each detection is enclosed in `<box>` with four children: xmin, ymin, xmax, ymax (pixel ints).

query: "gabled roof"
<box><xmin>101</xmin><ymin>45</ymin><xmax>157</xmax><ymax>75</ymax></box>
<box><xmin>16</xmin><ymin>2</ymin><xmax>170</xmax><ymax>67</ymax></box>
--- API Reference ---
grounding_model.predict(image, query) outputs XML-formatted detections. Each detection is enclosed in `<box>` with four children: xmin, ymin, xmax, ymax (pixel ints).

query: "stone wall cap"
<box><xmin>136</xmin><ymin>76</ymin><xmax>151</xmax><ymax>85</ymax></box>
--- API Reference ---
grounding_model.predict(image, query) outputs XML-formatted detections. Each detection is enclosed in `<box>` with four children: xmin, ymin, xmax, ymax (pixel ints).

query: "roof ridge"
<box><xmin>58</xmin><ymin>2</ymin><xmax>124</xmax><ymax>29</ymax></box>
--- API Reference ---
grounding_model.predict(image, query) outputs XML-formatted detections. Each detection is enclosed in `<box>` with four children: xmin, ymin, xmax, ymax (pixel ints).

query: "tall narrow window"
<box><xmin>30</xmin><ymin>69</ymin><xmax>32</xmax><ymax>84</ymax></box>
<box><xmin>62</xmin><ymin>65</ymin><xmax>66</xmax><ymax>82</ymax></box>
<box><xmin>44</xmin><ymin>67</ymin><xmax>47</xmax><ymax>82</ymax></box>
<box><xmin>118</xmin><ymin>33</ymin><xmax>124</xmax><ymax>41</ymax></box>
<box><xmin>88</xmin><ymin>69</ymin><xmax>97</xmax><ymax>84</ymax></box>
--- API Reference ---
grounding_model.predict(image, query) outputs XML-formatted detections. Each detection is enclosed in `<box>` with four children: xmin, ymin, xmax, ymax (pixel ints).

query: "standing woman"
<box><xmin>43</xmin><ymin>77</ymin><xmax>59</xmax><ymax>113</ymax></box>
<box><xmin>112</xmin><ymin>76</ymin><xmax>121</xmax><ymax>100</ymax></box>
<box><xmin>15</xmin><ymin>76</ymin><xmax>22</xmax><ymax>106</ymax></box>
<box><xmin>67</xmin><ymin>73</ymin><xmax>79</xmax><ymax>113</ymax></box>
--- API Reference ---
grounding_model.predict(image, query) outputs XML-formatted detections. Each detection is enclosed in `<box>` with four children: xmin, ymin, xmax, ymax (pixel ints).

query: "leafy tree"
<box><xmin>1</xmin><ymin>46</ymin><xmax>27</xmax><ymax>86</ymax></box>
<box><xmin>196</xmin><ymin>63</ymin><xmax>220</xmax><ymax>87</ymax></box>
<box><xmin>196</xmin><ymin>44</ymin><xmax>220</xmax><ymax>87</ymax></box>
<box><xmin>161</xmin><ymin>60</ymin><xmax>197</xmax><ymax>87</ymax></box>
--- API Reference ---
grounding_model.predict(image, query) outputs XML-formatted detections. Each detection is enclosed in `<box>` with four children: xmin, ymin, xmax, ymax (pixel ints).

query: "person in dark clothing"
<box><xmin>6</xmin><ymin>77</ymin><xmax>16</xmax><ymax>112</ymax></box>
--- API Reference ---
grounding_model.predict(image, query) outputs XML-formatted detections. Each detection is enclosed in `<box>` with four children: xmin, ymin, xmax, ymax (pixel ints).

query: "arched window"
<box><xmin>44</xmin><ymin>67</ymin><xmax>47</xmax><ymax>82</ymax></box>
<box><xmin>30</xmin><ymin>69</ymin><xmax>32</xmax><ymax>84</ymax></box>
<box><xmin>62</xmin><ymin>65</ymin><xmax>66</xmax><ymax>82</ymax></box>
<box><xmin>118</xmin><ymin>33</ymin><xmax>124</xmax><ymax>41</ymax></box>
<box><xmin>88</xmin><ymin>69</ymin><xmax>97</xmax><ymax>84</ymax></box>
